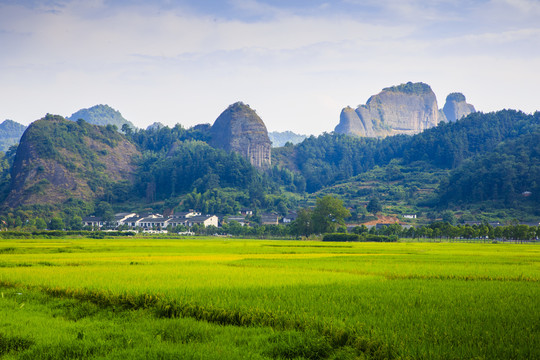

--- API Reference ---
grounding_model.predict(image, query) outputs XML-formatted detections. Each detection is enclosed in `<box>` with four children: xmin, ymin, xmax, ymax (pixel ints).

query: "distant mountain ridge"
<box><xmin>0</xmin><ymin>120</ymin><xmax>26</xmax><ymax>152</ymax></box>
<box><xmin>68</xmin><ymin>104</ymin><xmax>135</xmax><ymax>129</ymax></box>
<box><xmin>268</xmin><ymin>131</ymin><xmax>307</xmax><ymax>147</ymax></box>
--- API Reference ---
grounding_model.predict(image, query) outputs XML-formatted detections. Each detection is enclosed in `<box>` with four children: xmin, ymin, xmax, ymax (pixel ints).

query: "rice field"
<box><xmin>0</xmin><ymin>238</ymin><xmax>538</xmax><ymax>359</ymax></box>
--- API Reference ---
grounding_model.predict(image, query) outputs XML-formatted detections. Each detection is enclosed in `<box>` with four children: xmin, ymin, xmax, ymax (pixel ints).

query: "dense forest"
<box><xmin>273</xmin><ymin>110</ymin><xmax>540</xmax><ymax>194</ymax></box>
<box><xmin>438</xmin><ymin>128</ymin><xmax>540</xmax><ymax>210</ymax></box>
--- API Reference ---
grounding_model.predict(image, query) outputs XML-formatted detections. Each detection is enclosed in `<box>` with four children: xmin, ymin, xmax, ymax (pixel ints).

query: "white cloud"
<box><xmin>0</xmin><ymin>0</ymin><xmax>539</xmax><ymax>134</ymax></box>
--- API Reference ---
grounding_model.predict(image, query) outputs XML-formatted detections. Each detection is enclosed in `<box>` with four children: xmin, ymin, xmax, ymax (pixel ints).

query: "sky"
<box><xmin>0</xmin><ymin>0</ymin><xmax>539</xmax><ymax>134</ymax></box>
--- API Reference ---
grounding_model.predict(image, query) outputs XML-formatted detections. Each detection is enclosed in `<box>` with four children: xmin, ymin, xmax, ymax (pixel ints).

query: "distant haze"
<box><xmin>1</xmin><ymin>0</ymin><xmax>539</xmax><ymax>135</ymax></box>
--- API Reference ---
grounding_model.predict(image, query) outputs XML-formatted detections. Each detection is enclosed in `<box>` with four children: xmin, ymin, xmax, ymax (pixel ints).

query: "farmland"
<box><xmin>0</xmin><ymin>238</ymin><xmax>538</xmax><ymax>359</ymax></box>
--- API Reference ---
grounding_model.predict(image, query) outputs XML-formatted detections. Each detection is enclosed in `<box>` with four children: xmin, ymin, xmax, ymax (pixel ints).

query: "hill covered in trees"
<box><xmin>68</xmin><ymin>104</ymin><xmax>135</xmax><ymax>129</ymax></box>
<box><xmin>3</xmin><ymin>115</ymin><xmax>139</xmax><ymax>214</ymax></box>
<box><xmin>0</xmin><ymin>120</ymin><xmax>26</xmax><ymax>152</ymax></box>
<box><xmin>274</xmin><ymin>109</ymin><xmax>540</xmax><ymax>218</ymax></box>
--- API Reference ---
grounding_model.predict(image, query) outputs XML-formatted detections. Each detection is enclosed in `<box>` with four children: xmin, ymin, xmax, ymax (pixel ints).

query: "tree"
<box><xmin>49</xmin><ymin>217</ymin><xmax>65</xmax><ymax>230</ymax></box>
<box><xmin>352</xmin><ymin>225</ymin><xmax>368</xmax><ymax>235</ymax></box>
<box><xmin>366</xmin><ymin>198</ymin><xmax>382</xmax><ymax>215</ymax></box>
<box><xmin>35</xmin><ymin>217</ymin><xmax>47</xmax><ymax>230</ymax></box>
<box><xmin>95</xmin><ymin>201</ymin><xmax>114</xmax><ymax>224</ymax></box>
<box><xmin>70</xmin><ymin>215</ymin><xmax>83</xmax><ymax>230</ymax></box>
<box><xmin>441</xmin><ymin>210</ymin><xmax>456</xmax><ymax>225</ymax></box>
<box><xmin>311</xmin><ymin>195</ymin><xmax>350</xmax><ymax>234</ymax></box>
<box><xmin>290</xmin><ymin>208</ymin><xmax>313</xmax><ymax>237</ymax></box>
<box><xmin>121</xmin><ymin>123</ymin><xmax>133</xmax><ymax>136</ymax></box>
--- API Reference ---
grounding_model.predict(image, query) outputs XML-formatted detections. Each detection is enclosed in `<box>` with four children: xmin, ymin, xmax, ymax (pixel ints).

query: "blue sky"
<box><xmin>1</xmin><ymin>0</ymin><xmax>539</xmax><ymax>134</ymax></box>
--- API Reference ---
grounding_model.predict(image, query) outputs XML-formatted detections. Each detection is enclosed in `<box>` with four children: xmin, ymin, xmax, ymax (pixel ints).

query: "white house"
<box><xmin>82</xmin><ymin>211</ymin><xmax>219</xmax><ymax>230</ymax></box>
<box><xmin>115</xmin><ymin>213</ymin><xmax>137</xmax><ymax>227</ymax></box>
<box><xmin>82</xmin><ymin>216</ymin><xmax>105</xmax><ymax>228</ymax></box>
<box><xmin>282</xmin><ymin>212</ymin><xmax>298</xmax><ymax>223</ymax></box>
<box><xmin>184</xmin><ymin>215</ymin><xmax>219</xmax><ymax>228</ymax></box>
<box><xmin>138</xmin><ymin>217</ymin><xmax>169</xmax><ymax>229</ymax></box>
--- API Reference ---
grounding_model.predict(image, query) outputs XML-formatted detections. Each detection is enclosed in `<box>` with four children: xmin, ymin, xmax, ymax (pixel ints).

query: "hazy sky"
<box><xmin>1</xmin><ymin>0</ymin><xmax>539</xmax><ymax>134</ymax></box>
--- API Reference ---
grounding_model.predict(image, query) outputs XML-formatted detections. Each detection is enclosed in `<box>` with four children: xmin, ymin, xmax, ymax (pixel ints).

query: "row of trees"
<box><xmin>352</xmin><ymin>221</ymin><xmax>540</xmax><ymax>241</ymax></box>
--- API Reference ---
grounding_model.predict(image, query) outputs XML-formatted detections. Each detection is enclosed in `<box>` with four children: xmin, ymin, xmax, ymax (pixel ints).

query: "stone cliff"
<box><xmin>442</xmin><ymin>93</ymin><xmax>476</xmax><ymax>122</ymax></box>
<box><xmin>335</xmin><ymin>82</ymin><xmax>441</xmax><ymax>137</ymax></box>
<box><xmin>209</xmin><ymin>102</ymin><xmax>271</xmax><ymax>169</ymax></box>
<box><xmin>5</xmin><ymin>115</ymin><xmax>139</xmax><ymax>208</ymax></box>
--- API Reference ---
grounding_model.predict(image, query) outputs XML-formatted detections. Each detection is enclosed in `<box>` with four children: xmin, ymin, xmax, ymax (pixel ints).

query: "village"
<box><xmin>81</xmin><ymin>210</ymin><xmax>298</xmax><ymax>233</ymax></box>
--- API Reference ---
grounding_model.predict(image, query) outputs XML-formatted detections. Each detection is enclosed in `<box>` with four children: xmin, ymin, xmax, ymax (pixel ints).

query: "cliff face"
<box><xmin>209</xmin><ymin>102</ymin><xmax>271</xmax><ymax>169</ymax></box>
<box><xmin>5</xmin><ymin>115</ymin><xmax>139</xmax><ymax>208</ymax></box>
<box><xmin>442</xmin><ymin>93</ymin><xmax>476</xmax><ymax>122</ymax></box>
<box><xmin>335</xmin><ymin>82</ymin><xmax>441</xmax><ymax>137</ymax></box>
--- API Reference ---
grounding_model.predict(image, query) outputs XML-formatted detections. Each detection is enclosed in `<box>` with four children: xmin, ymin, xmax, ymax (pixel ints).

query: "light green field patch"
<box><xmin>0</xmin><ymin>238</ymin><xmax>538</xmax><ymax>359</ymax></box>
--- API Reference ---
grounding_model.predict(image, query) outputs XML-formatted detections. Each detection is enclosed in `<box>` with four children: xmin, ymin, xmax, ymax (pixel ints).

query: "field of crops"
<box><xmin>0</xmin><ymin>238</ymin><xmax>538</xmax><ymax>359</ymax></box>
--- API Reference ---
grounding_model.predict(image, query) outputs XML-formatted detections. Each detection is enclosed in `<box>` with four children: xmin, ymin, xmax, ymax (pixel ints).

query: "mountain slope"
<box><xmin>0</xmin><ymin>120</ymin><xmax>26</xmax><ymax>152</ymax></box>
<box><xmin>5</xmin><ymin>115</ymin><xmax>139</xmax><ymax>209</ymax></box>
<box><xmin>438</xmin><ymin>129</ymin><xmax>540</xmax><ymax>212</ymax></box>
<box><xmin>275</xmin><ymin>110</ymin><xmax>539</xmax><ymax>194</ymax></box>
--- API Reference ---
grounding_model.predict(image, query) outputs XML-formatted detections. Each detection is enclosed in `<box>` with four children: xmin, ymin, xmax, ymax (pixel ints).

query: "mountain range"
<box><xmin>0</xmin><ymin>81</ymin><xmax>538</xmax><ymax>224</ymax></box>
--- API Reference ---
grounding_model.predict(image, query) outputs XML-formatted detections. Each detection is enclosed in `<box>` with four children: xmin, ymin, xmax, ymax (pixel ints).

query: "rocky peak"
<box><xmin>442</xmin><ymin>92</ymin><xmax>476</xmax><ymax>122</ymax></box>
<box><xmin>335</xmin><ymin>82</ymin><xmax>440</xmax><ymax>138</ymax></box>
<box><xmin>209</xmin><ymin>102</ymin><xmax>271</xmax><ymax>169</ymax></box>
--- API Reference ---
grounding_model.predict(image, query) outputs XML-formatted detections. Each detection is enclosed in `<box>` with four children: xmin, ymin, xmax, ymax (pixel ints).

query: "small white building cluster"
<box><xmin>82</xmin><ymin>211</ymin><xmax>219</xmax><ymax>230</ymax></box>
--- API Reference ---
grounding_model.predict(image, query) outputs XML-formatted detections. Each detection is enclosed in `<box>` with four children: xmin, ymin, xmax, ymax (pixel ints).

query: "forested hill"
<box><xmin>0</xmin><ymin>120</ymin><xmax>26</xmax><ymax>152</ymax></box>
<box><xmin>401</xmin><ymin>110</ymin><xmax>539</xmax><ymax>168</ymax></box>
<box><xmin>68</xmin><ymin>104</ymin><xmax>135</xmax><ymax>129</ymax></box>
<box><xmin>438</xmin><ymin>128</ymin><xmax>540</xmax><ymax>208</ymax></box>
<box><xmin>274</xmin><ymin>110</ymin><xmax>540</xmax><ymax>193</ymax></box>
<box><xmin>4</xmin><ymin>115</ymin><xmax>139</xmax><ymax>209</ymax></box>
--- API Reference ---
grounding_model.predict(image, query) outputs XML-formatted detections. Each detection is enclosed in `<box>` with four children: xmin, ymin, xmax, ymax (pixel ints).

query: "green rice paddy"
<box><xmin>0</xmin><ymin>238</ymin><xmax>538</xmax><ymax>359</ymax></box>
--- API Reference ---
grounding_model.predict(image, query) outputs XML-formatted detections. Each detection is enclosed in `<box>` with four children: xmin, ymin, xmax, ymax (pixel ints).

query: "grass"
<box><xmin>0</xmin><ymin>238</ymin><xmax>538</xmax><ymax>359</ymax></box>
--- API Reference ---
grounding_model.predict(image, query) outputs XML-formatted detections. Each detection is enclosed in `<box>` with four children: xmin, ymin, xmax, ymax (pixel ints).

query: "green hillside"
<box><xmin>68</xmin><ymin>104</ymin><xmax>135</xmax><ymax>129</ymax></box>
<box><xmin>2</xmin><ymin>115</ymin><xmax>139</xmax><ymax>216</ymax></box>
<box><xmin>0</xmin><ymin>119</ymin><xmax>26</xmax><ymax>152</ymax></box>
<box><xmin>273</xmin><ymin>110</ymin><xmax>540</xmax><ymax>220</ymax></box>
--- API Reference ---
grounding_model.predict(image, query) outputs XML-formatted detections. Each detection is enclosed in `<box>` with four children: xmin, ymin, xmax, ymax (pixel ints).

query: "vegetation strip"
<box><xmin>0</xmin><ymin>280</ymin><xmax>394</xmax><ymax>359</ymax></box>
